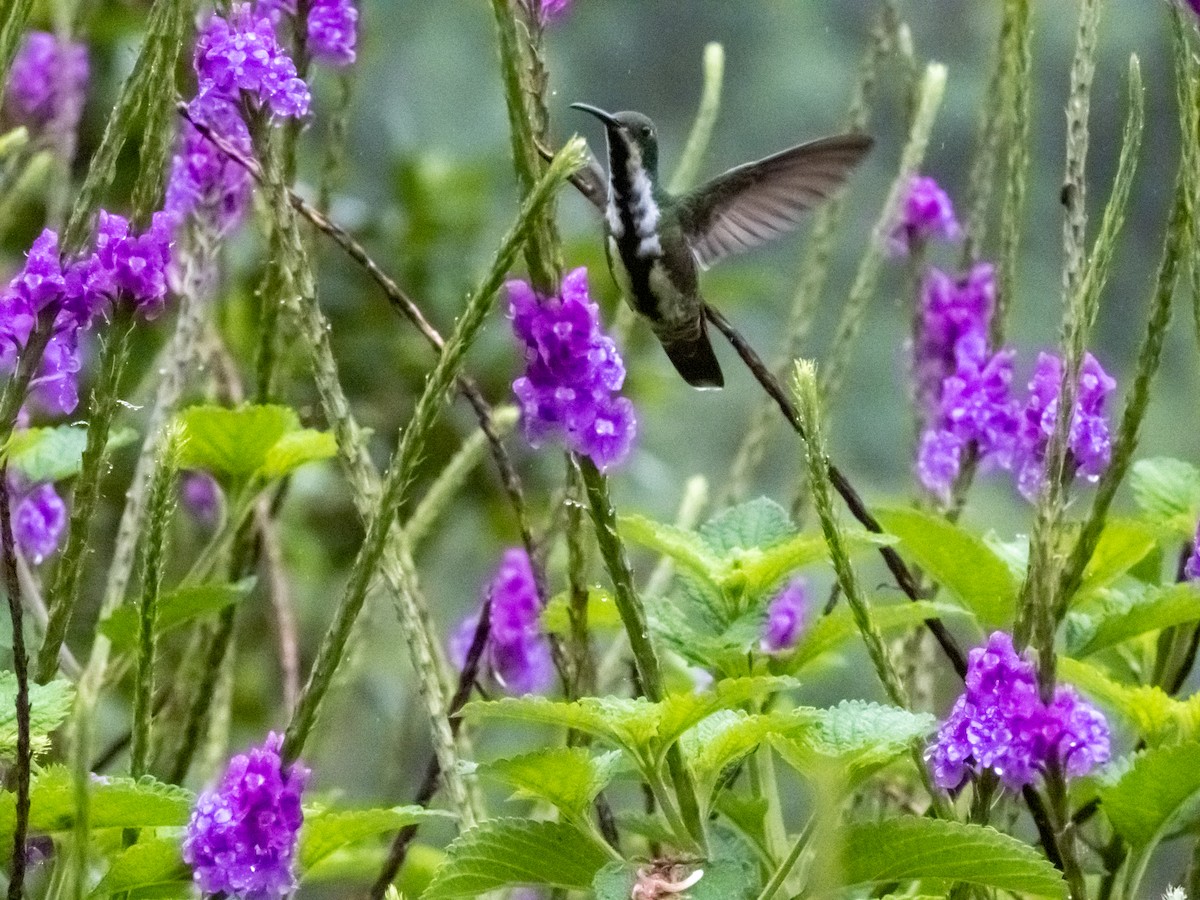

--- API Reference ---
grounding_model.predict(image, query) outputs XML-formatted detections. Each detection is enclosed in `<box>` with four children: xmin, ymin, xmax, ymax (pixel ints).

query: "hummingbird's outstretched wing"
<box><xmin>676</xmin><ymin>133</ymin><xmax>873</xmax><ymax>269</ymax></box>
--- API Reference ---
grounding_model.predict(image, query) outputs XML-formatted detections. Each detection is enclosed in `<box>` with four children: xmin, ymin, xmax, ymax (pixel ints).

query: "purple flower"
<box><xmin>164</xmin><ymin>92</ymin><xmax>255</xmax><ymax>235</ymax></box>
<box><xmin>1187</xmin><ymin>520</ymin><xmax>1200</xmax><ymax>582</ymax></box>
<box><xmin>194</xmin><ymin>5</ymin><xmax>311</xmax><ymax>118</ymax></box>
<box><xmin>182</xmin><ymin>471</ymin><xmax>223</xmax><ymax>525</ymax></box>
<box><xmin>93</xmin><ymin>211</ymin><xmax>174</xmax><ymax>317</ymax></box>
<box><xmin>183</xmin><ymin>732</ymin><xmax>309</xmax><ymax>900</ymax></box>
<box><xmin>1014</xmin><ymin>352</ymin><xmax>1115</xmax><ymax>501</ymax></box>
<box><xmin>927</xmin><ymin>632</ymin><xmax>1109</xmax><ymax>791</ymax></box>
<box><xmin>888</xmin><ymin>175</ymin><xmax>961</xmax><ymax>255</ymax></box>
<box><xmin>307</xmin><ymin>0</ymin><xmax>358</xmax><ymax>66</ymax></box>
<box><xmin>510</xmin><ymin>268</ymin><xmax>637</xmax><ymax>469</ymax></box>
<box><xmin>1183</xmin><ymin>0</ymin><xmax>1200</xmax><ymax>17</ymax></box>
<box><xmin>538</xmin><ymin>0</ymin><xmax>572</xmax><ymax>22</ymax></box>
<box><xmin>915</xmin><ymin>263</ymin><xmax>996</xmax><ymax>414</ymax></box>
<box><xmin>449</xmin><ymin>549</ymin><xmax>554</xmax><ymax>696</ymax></box>
<box><xmin>12</xmin><ymin>483</ymin><xmax>66</xmax><ymax>564</ymax></box>
<box><xmin>2</xmin><ymin>32</ymin><xmax>89</xmax><ymax>147</ymax></box>
<box><xmin>761</xmin><ymin>577</ymin><xmax>808</xmax><ymax>652</ymax></box>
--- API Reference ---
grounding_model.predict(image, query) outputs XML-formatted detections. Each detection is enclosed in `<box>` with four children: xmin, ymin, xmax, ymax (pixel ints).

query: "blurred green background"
<box><xmin>3</xmin><ymin>0</ymin><xmax>1197</xmax><ymax>892</ymax></box>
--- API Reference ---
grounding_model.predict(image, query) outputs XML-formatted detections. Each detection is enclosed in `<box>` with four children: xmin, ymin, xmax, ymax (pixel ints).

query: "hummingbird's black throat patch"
<box><xmin>607</xmin><ymin>135</ymin><xmax>664</xmax><ymax>323</ymax></box>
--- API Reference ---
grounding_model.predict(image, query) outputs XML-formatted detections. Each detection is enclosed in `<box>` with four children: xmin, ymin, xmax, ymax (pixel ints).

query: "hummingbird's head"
<box><xmin>570</xmin><ymin>103</ymin><xmax>659</xmax><ymax>176</ymax></box>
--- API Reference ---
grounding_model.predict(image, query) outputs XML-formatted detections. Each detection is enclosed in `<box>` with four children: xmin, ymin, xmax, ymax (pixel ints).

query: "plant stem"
<box><xmin>577</xmin><ymin>457</ymin><xmax>706</xmax><ymax>851</ymax></box>
<box><xmin>755</xmin><ymin>814</ymin><xmax>816</xmax><ymax>900</ymax></box>
<box><xmin>0</xmin><ymin>466</ymin><xmax>31</xmax><ymax>900</ymax></box>
<box><xmin>667</xmin><ymin>42</ymin><xmax>725</xmax><ymax>195</ymax></box>
<box><xmin>38</xmin><ymin>308</ymin><xmax>135</xmax><ymax>684</ymax></box>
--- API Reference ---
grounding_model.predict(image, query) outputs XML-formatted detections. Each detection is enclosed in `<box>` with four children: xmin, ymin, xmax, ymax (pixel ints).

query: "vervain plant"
<box><xmin>0</xmin><ymin>2</ymin><xmax>1198</xmax><ymax>900</ymax></box>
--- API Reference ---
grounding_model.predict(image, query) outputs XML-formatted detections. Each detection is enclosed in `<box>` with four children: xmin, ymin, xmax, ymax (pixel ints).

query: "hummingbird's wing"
<box><xmin>676</xmin><ymin>133</ymin><xmax>873</xmax><ymax>269</ymax></box>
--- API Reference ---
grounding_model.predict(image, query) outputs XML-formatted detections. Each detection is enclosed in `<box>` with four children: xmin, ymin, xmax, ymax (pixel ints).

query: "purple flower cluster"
<box><xmin>903</xmin><ymin>179</ymin><xmax>1115</xmax><ymax>503</ymax></box>
<box><xmin>2</xmin><ymin>32</ymin><xmax>89</xmax><ymax>148</ymax></box>
<box><xmin>889</xmin><ymin>175</ymin><xmax>961</xmax><ymax>256</ymax></box>
<box><xmin>183</xmin><ymin>732</ymin><xmax>309</xmax><ymax>899</ymax></box>
<box><xmin>1</xmin><ymin>216</ymin><xmax>172</xmax><ymax>415</ymax></box>
<box><xmin>450</xmin><ymin>548</ymin><xmax>554</xmax><ymax>695</ymax></box>
<box><xmin>537</xmin><ymin>0</ymin><xmax>573</xmax><ymax>22</ymax></box>
<box><xmin>1013</xmin><ymin>352</ymin><xmax>1115</xmax><ymax>501</ymax></box>
<box><xmin>11</xmin><ymin>482</ymin><xmax>66</xmax><ymax>564</ymax></box>
<box><xmin>164</xmin><ymin>92</ymin><xmax>255</xmax><ymax>235</ymax></box>
<box><xmin>194</xmin><ymin>5</ymin><xmax>311</xmax><ymax>118</ymax></box>
<box><xmin>308</xmin><ymin>0</ymin><xmax>359</xmax><ymax>67</ymax></box>
<box><xmin>1186</xmin><ymin>520</ymin><xmax>1200</xmax><ymax>582</ymax></box>
<box><xmin>927</xmin><ymin>632</ymin><xmax>1110</xmax><ymax>791</ymax></box>
<box><xmin>182</xmin><ymin>471</ymin><xmax>223</xmax><ymax>526</ymax></box>
<box><xmin>761</xmin><ymin>577</ymin><xmax>808</xmax><ymax>653</ymax></box>
<box><xmin>510</xmin><ymin>267</ymin><xmax>636</xmax><ymax>469</ymax></box>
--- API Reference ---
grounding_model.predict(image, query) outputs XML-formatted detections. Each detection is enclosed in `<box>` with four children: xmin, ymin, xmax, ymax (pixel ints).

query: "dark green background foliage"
<box><xmin>1</xmin><ymin>1</ymin><xmax>1195</xmax><ymax>894</ymax></box>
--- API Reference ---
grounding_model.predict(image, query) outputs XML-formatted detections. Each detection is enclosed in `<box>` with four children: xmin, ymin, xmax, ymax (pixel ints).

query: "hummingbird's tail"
<box><xmin>655</xmin><ymin>318</ymin><xmax>724</xmax><ymax>389</ymax></box>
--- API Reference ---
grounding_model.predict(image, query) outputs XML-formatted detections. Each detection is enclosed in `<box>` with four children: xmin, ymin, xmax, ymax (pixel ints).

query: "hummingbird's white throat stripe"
<box><xmin>626</xmin><ymin>149</ymin><xmax>662</xmax><ymax>258</ymax></box>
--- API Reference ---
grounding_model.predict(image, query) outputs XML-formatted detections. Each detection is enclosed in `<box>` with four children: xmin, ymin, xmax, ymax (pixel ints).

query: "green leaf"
<box><xmin>0</xmin><ymin>675</ymin><xmax>73</xmax><ymax>762</ymax></box>
<box><xmin>1076</xmin><ymin>519</ymin><xmax>1159</xmax><ymax>598</ymax></box>
<box><xmin>481</xmin><ymin>748</ymin><xmax>623</xmax><ymax>821</ymax></box>
<box><xmin>421</xmin><ymin>818</ymin><xmax>610</xmax><ymax>898</ymax></box>
<box><xmin>770</xmin><ymin>701</ymin><xmax>934</xmax><ymax>786</ymax></box>
<box><xmin>785</xmin><ymin>600</ymin><xmax>969</xmax><ymax>674</ymax></box>
<box><xmin>260</xmin><ymin>429</ymin><xmax>338</xmax><ymax>480</ymax></box>
<box><xmin>1098</xmin><ymin>743</ymin><xmax>1200</xmax><ymax>847</ymax></box>
<box><xmin>1131</xmin><ymin>457</ymin><xmax>1200</xmax><ymax>535</ymax></box>
<box><xmin>698</xmin><ymin>498</ymin><xmax>795</xmax><ymax>555</ymax></box>
<box><xmin>841</xmin><ymin>818</ymin><xmax>1067</xmax><ymax>897</ymax></box>
<box><xmin>541</xmin><ymin>587</ymin><xmax>621</xmax><ymax>635</ymax></box>
<box><xmin>0</xmin><ymin>767</ymin><xmax>193</xmax><ymax>851</ymax></box>
<box><xmin>463</xmin><ymin>677</ymin><xmax>796</xmax><ymax>766</ymax></box>
<box><xmin>730</xmin><ymin>533</ymin><xmax>829</xmax><ymax>605</ymax></box>
<box><xmin>876</xmin><ymin>507</ymin><xmax>1017</xmax><ymax>625</ymax></box>
<box><xmin>683</xmin><ymin>710</ymin><xmax>777</xmax><ymax>800</ymax></box>
<box><xmin>88</xmin><ymin>839</ymin><xmax>187</xmax><ymax>898</ymax></box>
<box><xmin>1057</xmin><ymin>656</ymin><xmax>1200</xmax><ymax>746</ymax></box>
<box><xmin>179</xmin><ymin>404</ymin><xmax>299</xmax><ymax>478</ymax></box>
<box><xmin>619</xmin><ymin>513</ymin><xmax>722</xmax><ymax>581</ymax></box>
<box><xmin>1065</xmin><ymin>583</ymin><xmax>1200</xmax><ymax>657</ymax></box>
<box><xmin>4</xmin><ymin>425</ymin><xmax>137</xmax><ymax>483</ymax></box>
<box><xmin>99</xmin><ymin>579</ymin><xmax>256</xmax><ymax>651</ymax></box>
<box><xmin>299</xmin><ymin>805</ymin><xmax>452</xmax><ymax>873</ymax></box>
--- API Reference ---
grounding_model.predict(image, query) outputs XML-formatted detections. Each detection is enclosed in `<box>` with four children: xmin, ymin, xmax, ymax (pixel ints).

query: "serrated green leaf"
<box><xmin>260</xmin><ymin>428</ymin><xmax>338</xmax><ymax>480</ymax></box>
<box><xmin>841</xmin><ymin>818</ymin><xmax>1067</xmax><ymax>897</ymax></box>
<box><xmin>1065</xmin><ymin>583</ymin><xmax>1200</xmax><ymax>657</ymax></box>
<box><xmin>421</xmin><ymin>818</ymin><xmax>609</xmax><ymax>897</ymax></box>
<box><xmin>0</xmin><ymin>766</ymin><xmax>193</xmax><ymax>851</ymax></box>
<box><xmin>541</xmin><ymin>587</ymin><xmax>621</xmax><ymax>635</ymax></box>
<box><xmin>619</xmin><ymin>513</ymin><xmax>722</xmax><ymax>581</ymax></box>
<box><xmin>463</xmin><ymin>677</ymin><xmax>795</xmax><ymax>766</ymax></box>
<box><xmin>179</xmin><ymin>404</ymin><xmax>299</xmax><ymax>478</ymax></box>
<box><xmin>683</xmin><ymin>710</ymin><xmax>777</xmax><ymax>801</ymax></box>
<box><xmin>1131</xmin><ymin>457</ymin><xmax>1200</xmax><ymax>535</ymax></box>
<box><xmin>876</xmin><ymin>507</ymin><xmax>1017</xmax><ymax>625</ymax></box>
<box><xmin>88</xmin><ymin>839</ymin><xmax>187</xmax><ymax>898</ymax></box>
<box><xmin>1076</xmin><ymin>519</ymin><xmax>1159</xmax><ymax>599</ymax></box>
<box><xmin>4</xmin><ymin>425</ymin><xmax>137</xmax><ymax>483</ymax></box>
<box><xmin>99</xmin><ymin>578</ymin><xmax>256</xmax><ymax>651</ymax></box>
<box><xmin>784</xmin><ymin>600</ymin><xmax>969</xmax><ymax>674</ymax></box>
<box><xmin>0</xmin><ymin>674</ymin><xmax>73</xmax><ymax>762</ymax></box>
<box><xmin>1098</xmin><ymin>743</ymin><xmax>1200</xmax><ymax>847</ymax></box>
<box><xmin>730</xmin><ymin>533</ymin><xmax>828</xmax><ymax>604</ymax></box>
<box><xmin>481</xmin><ymin>748</ymin><xmax>623</xmax><ymax>821</ymax></box>
<box><xmin>770</xmin><ymin>701</ymin><xmax>933</xmax><ymax>786</ymax></box>
<box><xmin>299</xmin><ymin>805</ymin><xmax>452</xmax><ymax>873</ymax></box>
<box><xmin>699</xmin><ymin>498</ymin><xmax>795</xmax><ymax>555</ymax></box>
<box><xmin>1057</xmin><ymin>656</ymin><xmax>1200</xmax><ymax>746</ymax></box>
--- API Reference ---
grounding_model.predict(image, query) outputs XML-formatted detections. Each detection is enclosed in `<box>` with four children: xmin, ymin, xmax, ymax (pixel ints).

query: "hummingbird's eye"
<box><xmin>642</xmin><ymin>126</ymin><xmax>652</xmax><ymax>137</ymax></box>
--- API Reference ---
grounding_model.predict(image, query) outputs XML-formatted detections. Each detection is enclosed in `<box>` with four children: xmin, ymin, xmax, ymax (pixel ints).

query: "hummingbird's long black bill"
<box><xmin>570</xmin><ymin>102</ymin><xmax>621</xmax><ymax>128</ymax></box>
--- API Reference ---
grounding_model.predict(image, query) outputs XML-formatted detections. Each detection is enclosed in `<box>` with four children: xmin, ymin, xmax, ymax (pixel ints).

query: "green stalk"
<box><xmin>489</xmin><ymin>0</ymin><xmax>559</xmax><ymax>291</ymax></box>
<box><xmin>0</xmin><ymin>0</ymin><xmax>36</xmax><ymax>84</ymax></box>
<box><xmin>577</xmin><ymin>457</ymin><xmax>706</xmax><ymax>851</ymax></box>
<box><xmin>129</xmin><ymin>425</ymin><xmax>182</xmax><ymax>779</ymax></box>
<box><xmin>565</xmin><ymin>464</ymin><xmax>595</xmax><ymax>701</ymax></box>
<box><xmin>992</xmin><ymin>0</ymin><xmax>1032</xmax><ymax>344</ymax></box>
<box><xmin>820</xmin><ymin>62</ymin><xmax>947</xmax><ymax>404</ymax></box>
<box><xmin>1015</xmin><ymin>0</ymin><xmax>1103</xmax><ymax>673</ymax></box>
<box><xmin>793</xmin><ymin>360</ymin><xmax>951</xmax><ymax>819</ymax></box>
<box><xmin>281</xmin><ymin>140</ymin><xmax>585</xmax><ymax>763</ymax></box>
<box><xmin>37</xmin><ymin>308</ymin><xmax>135</xmax><ymax>684</ymax></box>
<box><xmin>755</xmin><ymin>814</ymin><xmax>816</xmax><ymax>900</ymax></box>
<box><xmin>667</xmin><ymin>42</ymin><xmax>725</xmax><ymax>195</ymax></box>
<box><xmin>960</xmin><ymin>4</ymin><xmax>1010</xmax><ymax>266</ymax></box>
<box><xmin>1058</xmin><ymin>48</ymin><xmax>1191</xmax><ymax>611</ymax></box>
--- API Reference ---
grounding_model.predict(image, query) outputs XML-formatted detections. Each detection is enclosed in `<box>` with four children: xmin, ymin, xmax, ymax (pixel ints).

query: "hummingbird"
<box><xmin>568</xmin><ymin>103</ymin><xmax>872</xmax><ymax>388</ymax></box>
